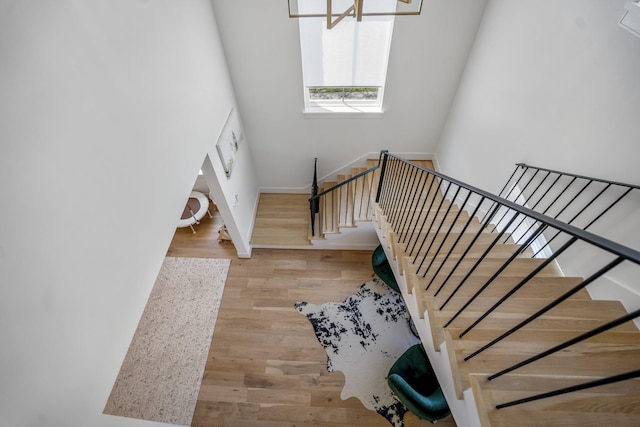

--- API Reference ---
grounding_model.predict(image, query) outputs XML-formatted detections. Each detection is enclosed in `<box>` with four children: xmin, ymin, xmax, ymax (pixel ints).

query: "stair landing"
<box><xmin>250</xmin><ymin>193</ymin><xmax>312</xmax><ymax>247</ymax></box>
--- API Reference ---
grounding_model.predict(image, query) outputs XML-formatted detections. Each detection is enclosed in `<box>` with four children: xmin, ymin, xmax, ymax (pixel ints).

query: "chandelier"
<box><xmin>288</xmin><ymin>0</ymin><xmax>423</xmax><ymax>29</ymax></box>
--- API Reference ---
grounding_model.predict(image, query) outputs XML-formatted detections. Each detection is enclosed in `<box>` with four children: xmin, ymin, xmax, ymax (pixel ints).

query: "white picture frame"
<box><xmin>216</xmin><ymin>107</ymin><xmax>243</xmax><ymax>177</ymax></box>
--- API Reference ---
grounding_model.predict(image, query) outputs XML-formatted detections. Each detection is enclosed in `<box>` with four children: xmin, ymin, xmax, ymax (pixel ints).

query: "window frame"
<box><xmin>304</xmin><ymin>85</ymin><xmax>385</xmax><ymax>115</ymax></box>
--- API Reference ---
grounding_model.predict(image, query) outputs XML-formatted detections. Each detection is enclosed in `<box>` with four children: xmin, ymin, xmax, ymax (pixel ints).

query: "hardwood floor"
<box><xmin>166</xmin><ymin>209</ymin><xmax>456</xmax><ymax>427</ymax></box>
<box><xmin>166</xmin><ymin>204</ymin><xmax>238</xmax><ymax>259</ymax></box>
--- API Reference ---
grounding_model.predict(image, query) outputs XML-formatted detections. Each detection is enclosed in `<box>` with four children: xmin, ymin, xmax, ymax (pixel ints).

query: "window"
<box><xmin>307</xmin><ymin>86</ymin><xmax>381</xmax><ymax>106</ymax></box>
<box><xmin>297</xmin><ymin>3</ymin><xmax>396</xmax><ymax>114</ymax></box>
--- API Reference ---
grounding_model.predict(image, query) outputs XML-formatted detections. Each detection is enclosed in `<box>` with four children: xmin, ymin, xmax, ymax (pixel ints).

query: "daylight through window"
<box><xmin>298</xmin><ymin>2</ymin><xmax>396</xmax><ymax>113</ymax></box>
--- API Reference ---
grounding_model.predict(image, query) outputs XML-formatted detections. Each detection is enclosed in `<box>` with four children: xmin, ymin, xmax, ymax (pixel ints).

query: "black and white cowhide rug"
<box><xmin>295</xmin><ymin>277</ymin><xmax>419</xmax><ymax>427</ymax></box>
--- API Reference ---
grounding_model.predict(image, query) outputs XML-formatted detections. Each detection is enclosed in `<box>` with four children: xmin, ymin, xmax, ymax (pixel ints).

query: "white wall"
<box><xmin>0</xmin><ymin>1</ymin><xmax>256</xmax><ymax>426</ymax></box>
<box><xmin>436</xmin><ymin>0</ymin><xmax>640</xmax><ymax>193</ymax></box>
<box><xmin>211</xmin><ymin>0</ymin><xmax>488</xmax><ymax>190</ymax></box>
<box><xmin>435</xmin><ymin>0</ymin><xmax>640</xmax><ymax>304</ymax></box>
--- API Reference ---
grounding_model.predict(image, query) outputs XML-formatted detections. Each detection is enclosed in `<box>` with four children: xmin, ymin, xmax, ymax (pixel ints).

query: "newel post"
<box><xmin>375</xmin><ymin>150</ymin><xmax>389</xmax><ymax>203</ymax></box>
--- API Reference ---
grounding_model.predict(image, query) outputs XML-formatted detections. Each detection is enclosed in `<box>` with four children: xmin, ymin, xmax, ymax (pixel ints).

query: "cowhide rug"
<box><xmin>295</xmin><ymin>277</ymin><xmax>419</xmax><ymax>427</ymax></box>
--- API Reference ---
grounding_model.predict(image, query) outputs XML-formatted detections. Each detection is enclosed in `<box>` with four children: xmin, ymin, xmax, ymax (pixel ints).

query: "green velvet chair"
<box><xmin>387</xmin><ymin>344</ymin><xmax>451</xmax><ymax>423</ymax></box>
<box><xmin>372</xmin><ymin>244</ymin><xmax>400</xmax><ymax>293</ymax></box>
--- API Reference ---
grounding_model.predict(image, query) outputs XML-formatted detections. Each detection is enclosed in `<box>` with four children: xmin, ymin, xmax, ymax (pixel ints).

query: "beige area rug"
<box><xmin>104</xmin><ymin>257</ymin><xmax>231</xmax><ymax>426</ymax></box>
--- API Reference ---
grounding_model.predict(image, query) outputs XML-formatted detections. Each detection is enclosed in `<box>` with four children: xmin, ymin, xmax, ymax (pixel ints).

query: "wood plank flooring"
<box><xmin>166</xmin><ymin>209</ymin><xmax>456</xmax><ymax>427</ymax></box>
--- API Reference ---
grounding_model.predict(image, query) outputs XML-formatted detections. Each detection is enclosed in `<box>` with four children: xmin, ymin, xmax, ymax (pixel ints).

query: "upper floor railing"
<box><xmin>490</xmin><ymin>162</ymin><xmax>640</xmax><ymax>254</ymax></box>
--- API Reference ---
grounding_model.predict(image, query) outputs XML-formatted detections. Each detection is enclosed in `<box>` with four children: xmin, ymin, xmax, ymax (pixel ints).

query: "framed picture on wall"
<box><xmin>216</xmin><ymin>107</ymin><xmax>243</xmax><ymax>177</ymax></box>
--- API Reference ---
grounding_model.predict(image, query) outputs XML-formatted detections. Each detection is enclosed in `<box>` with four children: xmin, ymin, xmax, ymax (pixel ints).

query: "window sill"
<box><xmin>302</xmin><ymin>104</ymin><xmax>384</xmax><ymax>118</ymax></box>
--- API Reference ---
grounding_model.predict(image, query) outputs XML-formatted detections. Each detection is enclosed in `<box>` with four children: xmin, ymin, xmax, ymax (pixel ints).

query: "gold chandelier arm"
<box><xmin>327</xmin><ymin>0</ymin><xmax>356</xmax><ymax>29</ymax></box>
<box><xmin>355</xmin><ymin>0</ymin><xmax>363</xmax><ymax>21</ymax></box>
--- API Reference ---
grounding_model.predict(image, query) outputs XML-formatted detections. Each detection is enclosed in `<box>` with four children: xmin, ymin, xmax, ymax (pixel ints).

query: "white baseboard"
<box><xmin>236</xmin><ymin>250</ymin><xmax>252</xmax><ymax>259</ymax></box>
<box><xmin>259</xmin><ymin>151</ymin><xmax>435</xmax><ymax>194</ymax></box>
<box><xmin>259</xmin><ymin>187</ymin><xmax>310</xmax><ymax>194</ymax></box>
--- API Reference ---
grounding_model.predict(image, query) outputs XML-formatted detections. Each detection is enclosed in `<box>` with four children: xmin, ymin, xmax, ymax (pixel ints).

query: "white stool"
<box><xmin>177</xmin><ymin>191</ymin><xmax>213</xmax><ymax>233</ymax></box>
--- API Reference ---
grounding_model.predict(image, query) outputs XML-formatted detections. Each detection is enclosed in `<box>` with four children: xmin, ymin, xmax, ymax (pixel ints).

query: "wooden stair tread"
<box><xmin>403</xmin><ymin>256</ymin><xmax>563</xmax><ymax>281</ymax></box>
<box><xmin>447</xmin><ymin>328</ymin><xmax>640</xmax><ymax>348</ymax></box>
<box><xmin>431</xmin><ymin>297</ymin><xmax>629</xmax><ymax>323</ymax></box>
<box><xmin>414</xmin><ymin>276</ymin><xmax>587</xmax><ymax>299</ymax></box>
<box><xmin>470</xmin><ymin>374</ymin><xmax>640</xmax><ymax>427</ymax></box>
<box><xmin>449</xmin><ymin>331</ymin><xmax>640</xmax><ymax>395</ymax></box>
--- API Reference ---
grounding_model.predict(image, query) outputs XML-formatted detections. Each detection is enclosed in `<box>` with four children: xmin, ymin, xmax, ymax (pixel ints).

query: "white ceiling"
<box><xmin>210</xmin><ymin>0</ymin><xmax>488</xmax><ymax>189</ymax></box>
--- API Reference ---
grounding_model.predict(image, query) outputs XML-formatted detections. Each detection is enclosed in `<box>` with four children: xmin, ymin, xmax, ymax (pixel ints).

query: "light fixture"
<box><xmin>288</xmin><ymin>0</ymin><xmax>423</xmax><ymax>29</ymax></box>
<box><xmin>619</xmin><ymin>0</ymin><xmax>640</xmax><ymax>38</ymax></box>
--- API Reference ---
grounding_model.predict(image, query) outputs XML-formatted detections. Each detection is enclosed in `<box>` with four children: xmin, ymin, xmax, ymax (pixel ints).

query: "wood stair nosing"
<box><xmin>419</xmin><ymin>278</ymin><xmax>638</xmax><ymax>413</ymax></box>
<box><xmin>389</xmin><ymin>220</ymin><xmax>494</xmax><ymax>247</ymax></box>
<box><xmin>413</xmin><ymin>275</ymin><xmax>587</xmax><ymax>300</ymax></box>
<box><xmin>446</xmin><ymin>326</ymin><xmax>640</xmax><ymax>346</ymax></box>
<box><xmin>441</xmin><ymin>315</ymin><xmax>639</xmax><ymax>335</ymax></box>
<box><xmin>394</xmin><ymin>230</ymin><xmax>510</xmax><ymax>255</ymax></box>
<box><xmin>471</xmin><ymin>372</ymin><xmax>640</xmax><ymax>427</ymax></box>
<box><xmin>470</xmin><ymin>374</ymin><xmax>640</xmax><ymax>427</ymax></box>
<box><xmin>432</xmin><ymin>298</ymin><xmax>631</xmax><ymax>331</ymax></box>
<box><xmin>432</xmin><ymin>294</ymin><xmax>615</xmax><ymax>320</ymax></box>
<box><xmin>409</xmin><ymin>240</ymin><xmax>527</xmax><ymax>261</ymax></box>
<box><xmin>446</xmin><ymin>329</ymin><xmax>640</xmax><ymax>399</ymax></box>
<box><xmin>425</xmin><ymin>296</ymin><xmax>629</xmax><ymax>353</ymax></box>
<box><xmin>402</xmin><ymin>257</ymin><xmax>563</xmax><ymax>290</ymax></box>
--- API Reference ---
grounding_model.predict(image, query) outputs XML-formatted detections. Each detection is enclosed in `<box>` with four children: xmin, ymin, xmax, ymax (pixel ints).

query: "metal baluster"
<box><xmin>404</xmin><ymin>173</ymin><xmax>436</xmax><ymax>246</ymax></box>
<box><xmin>491</xmin><ymin>169</ymin><xmax>540</xmax><ymax>232</ymax></box>
<box><xmin>384</xmin><ymin>159</ymin><xmax>404</xmax><ymax>224</ymax></box>
<box><xmin>516</xmin><ymin>176</ymin><xmax>577</xmax><ymax>250</ymax></box>
<box><xmin>399</xmin><ymin>170</ymin><xmax>428</xmax><ymax>243</ymax></box>
<box><xmin>390</xmin><ymin>164</ymin><xmax>418</xmax><ymax>231</ymax></box>
<box><xmin>386</xmin><ymin>159</ymin><xmax>405</xmax><ymax>218</ymax></box>
<box><xmin>490</xmin><ymin>307</ymin><xmax>640</xmax><ymax>381</ymax></box>
<box><xmin>582</xmin><ymin>187</ymin><xmax>633</xmax><ymax>231</ymax></box>
<box><xmin>378</xmin><ymin>157</ymin><xmax>395</xmax><ymax>211</ymax></box>
<box><xmin>446</xmin><ymin>223</ymin><xmax>548</xmax><ymax>329</ymax></box>
<box><xmin>464</xmin><ymin>257</ymin><xmax>624</xmax><ymax>358</ymax></box>
<box><xmin>496</xmin><ymin>369</ymin><xmax>640</xmax><ymax>409</ymax></box>
<box><xmin>416</xmin><ymin>185</ymin><xmax>461</xmax><ymax>276</ymax></box>
<box><xmin>420</xmin><ymin>187</ymin><xmax>467</xmax><ymax>279</ymax></box>
<box><xmin>480</xmin><ymin>165</ymin><xmax>527</xmax><ymax>224</ymax></box>
<box><xmin>460</xmin><ymin>236</ymin><xmax>579</xmax><ymax>342</ymax></box>
<box><xmin>532</xmin><ymin>180</ymin><xmax>597</xmax><ymax>257</ymax></box>
<box><xmin>433</xmin><ymin>201</ymin><xmax>500</xmax><ymax>297</ymax></box>
<box><xmin>428</xmin><ymin>195</ymin><xmax>484</xmax><ymax>292</ymax></box>
<box><xmin>503</xmin><ymin>171</ymin><xmax>551</xmax><ymax>244</ymax></box>
<box><xmin>375</xmin><ymin>151</ymin><xmax>389</xmax><ymax>204</ymax></box>
<box><xmin>407</xmin><ymin>174</ymin><xmax>440</xmax><ymax>256</ymax></box>
<box><xmin>441</xmin><ymin>211</ymin><xmax>521</xmax><ymax>316</ymax></box>
<box><xmin>413</xmin><ymin>181</ymin><xmax>453</xmax><ymax>266</ymax></box>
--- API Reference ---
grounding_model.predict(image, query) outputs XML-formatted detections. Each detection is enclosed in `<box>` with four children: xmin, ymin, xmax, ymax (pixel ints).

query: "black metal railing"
<box><xmin>308</xmin><ymin>156</ymin><xmax>381</xmax><ymax>237</ymax></box>
<box><xmin>310</xmin><ymin>158</ymin><xmax>320</xmax><ymax>236</ymax></box>
<box><xmin>491</xmin><ymin>163</ymin><xmax>640</xmax><ymax>254</ymax></box>
<box><xmin>374</xmin><ymin>152</ymin><xmax>640</xmax><ymax>410</ymax></box>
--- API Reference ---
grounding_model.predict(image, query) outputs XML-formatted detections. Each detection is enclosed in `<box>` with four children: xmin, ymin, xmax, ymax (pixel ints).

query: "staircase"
<box><xmin>311</xmin><ymin>152</ymin><xmax>640</xmax><ymax>426</ymax></box>
<box><xmin>309</xmin><ymin>157</ymin><xmax>432</xmax><ymax>248</ymax></box>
